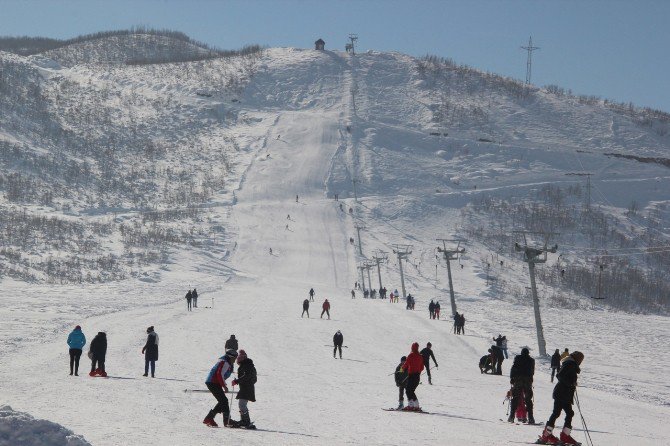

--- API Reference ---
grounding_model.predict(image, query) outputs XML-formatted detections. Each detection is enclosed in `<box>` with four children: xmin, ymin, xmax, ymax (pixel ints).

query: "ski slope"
<box><xmin>1</xmin><ymin>47</ymin><xmax>669</xmax><ymax>446</ymax></box>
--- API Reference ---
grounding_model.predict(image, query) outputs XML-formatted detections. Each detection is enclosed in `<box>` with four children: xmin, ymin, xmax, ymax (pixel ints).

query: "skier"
<box><xmin>560</xmin><ymin>348</ymin><xmax>570</xmax><ymax>362</ymax></box>
<box><xmin>142</xmin><ymin>326</ymin><xmax>159</xmax><ymax>378</ymax></box>
<box><xmin>507</xmin><ymin>347</ymin><xmax>535</xmax><ymax>424</ymax></box>
<box><xmin>321</xmin><ymin>299</ymin><xmax>331</xmax><ymax>319</ymax></box>
<box><xmin>550</xmin><ymin>349</ymin><xmax>561</xmax><ymax>383</ymax></box>
<box><xmin>394</xmin><ymin>356</ymin><xmax>408</xmax><ymax>409</ymax></box>
<box><xmin>459</xmin><ymin>313</ymin><xmax>466</xmax><ymax>334</ymax></box>
<box><xmin>269</xmin><ymin>247</ymin><xmax>273</xmax><ymax>255</ymax></box>
<box><xmin>89</xmin><ymin>332</ymin><xmax>107</xmax><ymax>377</ymax></box>
<box><xmin>351</xmin><ymin>289</ymin><xmax>355</xmax><ymax>299</ymax></box>
<box><xmin>491</xmin><ymin>344</ymin><xmax>504</xmax><ymax>375</ymax></box>
<box><xmin>66</xmin><ymin>325</ymin><xmax>86</xmax><ymax>376</ymax></box>
<box><xmin>225</xmin><ymin>335</ymin><xmax>238</xmax><ymax>351</ymax></box>
<box><xmin>479</xmin><ymin>350</ymin><xmax>493</xmax><ymax>374</ymax></box>
<box><xmin>453</xmin><ymin>311</ymin><xmax>460</xmax><ymax>334</ymax></box>
<box><xmin>333</xmin><ymin>330</ymin><xmax>343</xmax><ymax>359</ymax></box>
<box><xmin>287</xmin><ymin>214</ymin><xmax>290</xmax><ymax>220</ymax></box>
<box><xmin>192</xmin><ymin>288</ymin><xmax>198</xmax><ymax>308</ymax></box>
<box><xmin>428</xmin><ymin>300</ymin><xmax>435</xmax><ymax>319</ymax></box>
<box><xmin>231</xmin><ymin>349</ymin><xmax>257</xmax><ymax>429</ymax></box>
<box><xmin>301</xmin><ymin>299</ymin><xmax>310</xmax><ymax>318</ymax></box>
<box><xmin>296</xmin><ymin>195</ymin><xmax>299</xmax><ymax>203</ymax></box>
<box><xmin>419</xmin><ymin>342</ymin><xmax>438</xmax><ymax>385</ymax></box>
<box><xmin>434</xmin><ymin>301</ymin><xmax>441</xmax><ymax>320</ymax></box>
<box><xmin>185</xmin><ymin>290</ymin><xmax>193</xmax><ymax>311</ymax></box>
<box><xmin>501</xmin><ymin>335</ymin><xmax>509</xmax><ymax>359</ymax></box>
<box><xmin>364</xmin><ymin>289</ymin><xmax>369</xmax><ymax>298</ymax></box>
<box><xmin>203</xmin><ymin>349</ymin><xmax>239</xmax><ymax>428</ymax></box>
<box><xmin>538</xmin><ymin>351</ymin><xmax>584</xmax><ymax>445</ymax></box>
<box><xmin>309</xmin><ymin>288</ymin><xmax>315</xmax><ymax>302</ymax></box>
<box><xmin>401</xmin><ymin>342</ymin><xmax>424</xmax><ymax>411</ymax></box>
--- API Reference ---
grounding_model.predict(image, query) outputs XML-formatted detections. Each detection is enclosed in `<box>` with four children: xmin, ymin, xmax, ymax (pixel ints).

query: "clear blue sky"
<box><xmin>2</xmin><ymin>0</ymin><xmax>669</xmax><ymax>112</ymax></box>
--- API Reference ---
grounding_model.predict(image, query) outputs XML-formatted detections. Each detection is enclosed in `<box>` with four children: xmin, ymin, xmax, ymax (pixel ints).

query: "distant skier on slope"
<box><xmin>434</xmin><ymin>301</ymin><xmax>441</xmax><ymax>319</ymax></box>
<box><xmin>507</xmin><ymin>347</ymin><xmax>535</xmax><ymax>424</ymax></box>
<box><xmin>428</xmin><ymin>300</ymin><xmax>435</xmax><ymax>319</ymax></box>
<box><xmin>89</xmin><ymin>332</ymin><xmax>107</xmax><ymax>377</ymax></box>
<box><xmin>225</xmin><ymin>335</ymin><xmax>238</xmax><ymax>351</ymax></box>
<box><xmin>142</xmin><ymin>326</ymin><xmax>159</xmax><ymax>378</ymax></box>
<box><xmin>232</xmin><ymin>349</ymin><xmax>257</xmax><ymax>429</ymax></box>
<box><xmin>333</xmin><ymin>330</ymin><xmax>344</xmax><ymax>359</ymax></box>
<box><xmin>419</xmin><ymin>342</ymin><xmax>438</xmax><ymax>385</ymax></box>
<box><xmin>401</xmin><ymin>342</ymin><xmax>424</xmax><ymax>411</ymax></box>
<box><xmin>321</xmin><ymin>299</ymin><xmax>331</xmax><ymax>319</ymax></box>
<box><xmin>185</xmin><ymin>290</ymin><xmax>193</xmax><ymax>311</ymax></box>
<box><xmin>537</xmin><ymin>351</ymin><xmax>584</xmax><ymax>445</ymax></box>
<box><xmin>66</xmin><ymin>325</ymin><xmax>86</xmax><ymax>376</ymax></box>
<box><xmin>203</xmin><ymin>349</ymin><xmax>239</xmax><ymax>428</ymax></box>
<box><xmin>394</xmin><ymin>356</ymin><xmax>408</xmax><ymax>409</ymax></box>
<box><xmin>550</xmin><ymin>349</ymin><xmax>561</xmax><ymax>383</ymax></box>
<box><xmin>302</xmin><ymin>299</ymin><xmax>310</xmax><ymax>318</ymax></box>
<box><xmin>309</xmin><ymin>288</ymin><xmax>315</xmax><ymax>302</ymax></box>
<box><xmin>192</xmin><ymin>288</ymin><xmax>198</xmax><ymax>308</ymax></box>
<box><xmin>351</xmin><ymin>289</ymin><xmax>355</xmax><ymax>299</ymax></box>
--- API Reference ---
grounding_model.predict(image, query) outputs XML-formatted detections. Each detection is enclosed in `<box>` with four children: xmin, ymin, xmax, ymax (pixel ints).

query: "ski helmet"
<box><xmin>225</xmin><ymin>349</ymin><xmax>238</xmax><ymax>359</ymax></box>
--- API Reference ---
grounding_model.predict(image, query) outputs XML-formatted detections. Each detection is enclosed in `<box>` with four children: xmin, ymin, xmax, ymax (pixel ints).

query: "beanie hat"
<box><xmin>400</xmin><ymin>356</ymin><xmax>407</xmax><ymax>363</ymax></box>
<box><xmin>75</xmin><ymin>325</ymin><xmax>81</xmax><ymax>330</ymax></box>
<box><xmin>225</xmin><ymin>349</ymin><xmax>238</xmax><ymax>359</ymax></box>
<box><xmin>236</xmin><ymin>349</ymin><xmax>247</xmax><ymax>363</ymax></box>
<box><xmin>571</xmin><ymin>351</ymin><xmax>584</xmax><ymax>365</ymax></box>
<box><xmin>521</xmin><ymin>347</ymin><xmax>530</xmax><ymax>355</ymax></box>
<box><xmin>427</xmin><ymin>342</ymin><xmax>432</xmax><ymax>348</ymax></box>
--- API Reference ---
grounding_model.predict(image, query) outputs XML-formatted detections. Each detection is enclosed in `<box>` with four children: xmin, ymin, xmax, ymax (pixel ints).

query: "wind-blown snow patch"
<box><xmin>0</xmin><ymin>406</ymin><xmax>91</xmax><ymax>446</ymax></box>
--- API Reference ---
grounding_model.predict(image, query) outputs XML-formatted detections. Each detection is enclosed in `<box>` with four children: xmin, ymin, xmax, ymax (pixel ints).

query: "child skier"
<box><xmin>231</xmin><ymin>349</ymin><xmax>257</xmax><ymax>429</ymax></box>
<box><xmin>203</xmin><ymin>349</ymin><xmax>239</xmax><ymax>428</ymax></box>
<box><xmin>394</xmin><ymin>356</ymin><xmax>408</xmax><ymax>409</ymax></box>
<box><xmin>538</xmin><ymin>351</ymin><xmax>584</xmax><ymax>445</ymax></box>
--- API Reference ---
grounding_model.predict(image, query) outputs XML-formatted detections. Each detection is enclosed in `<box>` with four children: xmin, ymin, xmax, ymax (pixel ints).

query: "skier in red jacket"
<box><xmin>401</xmin><ymin>342</ymin><xmax>425</xmax><ymax>411</ymax></box>
<box><xmin>321</xmin><ymin>299</ymin><xmax>331</xmax><ymax>319</ymax></box>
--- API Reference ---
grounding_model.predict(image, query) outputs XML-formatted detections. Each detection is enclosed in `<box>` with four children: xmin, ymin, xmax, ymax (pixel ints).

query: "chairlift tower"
<box><xmin>392</xmin><ymin>244</ymin><xmax>413</xmax><ymax>299</ymax></box>
<box><xmin>358</xmin><ymin>263</ymin><xmax>367</xmax><ymax>292</ymax></box>
<box><xmin>354</xmin><ymin>222</ymin><xmax>365</xmax><ymax>255</ymax></box>
<box><xmin>348</xmin><ymin>34</ymin><xmax>358</xmax><ymax>56</ymax></box>
<box><xmin>437</xmin><ymin>239</ymin><xmax>466</xmax><ymax>316</ymax></box>
<box><xmin>372</xmin><ymin>250</ymin><xmax>389</xmax><ymax>290</ymax></box>
<box><xmin>363</xmin><ymin>261</ymin><xmax>375</xmax><ymax>295</ymax></box>
<box><xmin>513</xmin><ymin>231</ymin><xmax>558</xmax><ymax>357</ymax></box>
<box><xmin>520</xmin><ymin>36</ymin><xmax>540</xmax><ymax>85</ymax></box>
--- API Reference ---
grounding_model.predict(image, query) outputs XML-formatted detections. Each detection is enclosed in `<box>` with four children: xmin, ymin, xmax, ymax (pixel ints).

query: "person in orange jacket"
<box><xmin>401</xmin><ymin>342</ymin><xmax>425</xmax><ymax>411</ymax></box>
<box><xmin>321</xmin><ymin>299</ymin><xmax>331</xmax><ymax>319</ymax></box>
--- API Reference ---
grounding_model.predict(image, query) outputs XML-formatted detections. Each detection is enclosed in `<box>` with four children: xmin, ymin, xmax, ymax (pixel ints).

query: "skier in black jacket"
<box><xmin>395</xmin><ymin>356</ymin><xmax>408</xmax><ymax>409</ymax></box>
<box><xmin>301</xmin><ymin>299</ymin><xmax>309</xmax><ymax>318</ymax></box>
<box><xmin>539</xmin><ymin>351</ymin><xmax>584</xmax><ymax>445</ymax></box>
<box><xmin>224</xmin><ymin>335</ymin><xmax>238</xmax><ymax>351</ymax></box>
<box><xmin>507</xmin><ymin>347</ymin><xmax>535</xmax><ymax>424</ymax></box>
<box><xmin>89</xmin><ymin>332</ymin><xmax>107</xmax><ymax>377</ymax></box>
<box><xmin>333</xmin><ymin>330</ymin><xmax>344</xmax><ymax>359</ymax></box>
<box><xmin>550</xmin><ymin>349</ymin><xmax>561</xmax><ymax>382</ymax></box>
<box><xmin>232</xmin><ymin>349</ymin><xmax>257</xmax><ymax>428</ymax></box>
<box><xmin>419</xmin><ymin>342</ymin><xmax>438</xmax><ymax>384</ymax></box>
<box><xmin>142</xmin><ymin>326</ymin><xmax>159</xmax><ymax>377</ymax></box>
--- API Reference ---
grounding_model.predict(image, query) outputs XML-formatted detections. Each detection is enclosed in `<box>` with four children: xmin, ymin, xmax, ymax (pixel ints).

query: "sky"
<box><xmin>1</xmin><ymin>0</ymin><xmax>669</xmax><ymax>112</ymax></box>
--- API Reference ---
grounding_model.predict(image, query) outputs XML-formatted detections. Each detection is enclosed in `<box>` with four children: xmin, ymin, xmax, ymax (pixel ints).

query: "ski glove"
<box><xmin>231</xmin><ymin>379</ymin><xmax>238</xmax><ymax>386</ymax></box>
<box><xmin>141</xmin><ymin>348</ymin><xmax>145</xmax><ymax>354</ymax></box>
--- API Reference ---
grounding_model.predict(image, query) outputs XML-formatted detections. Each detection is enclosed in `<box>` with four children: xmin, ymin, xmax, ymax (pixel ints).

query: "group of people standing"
<box><xmin>185</xmin><ymin>288</ymin><xmax>199</xmax><ymax>311</ymax></box>
<box><xmin>301</xmin><ymin>292</ymin><xmax>331</xmax><ymax>319</ymax></box>
<box><xmin>66</xmin><ymin>325</ymin><xmax>158</xmax><ymax>378</ymax></box>
<box><xmin>428</xmin><ymin>300</ymin><xmax>441</xmax><ymax>319</ymax></box>
<box><xmin>453</xmin><ymin>311</ymin><xmax>466</xmax><ymax>334</ymax></box>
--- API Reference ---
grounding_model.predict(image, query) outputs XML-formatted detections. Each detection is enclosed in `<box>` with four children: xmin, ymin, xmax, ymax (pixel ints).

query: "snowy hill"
<box><xmin>1</xmin><ymin>43</ymin><xmax>669</xmax><ymax>445</ymax></box>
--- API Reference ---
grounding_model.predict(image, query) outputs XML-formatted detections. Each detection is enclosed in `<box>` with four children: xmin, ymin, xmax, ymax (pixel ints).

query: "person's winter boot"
<box><xmin>89</xmin><ymin>370</ymin><xmax>96</xmax><ymax>377</ymax></box>
<box><xmin>239</xmin><ymin>411</ymin><xmax>251</xmax><ymax>428</ymax></box>
<box><xmin>428</xmin><ymin>376</ymin><xmax>432</xmax><ymax>385</ymax></box>
<box><xmin>414</xmin><ymin>398</ymin><xmax>421</xmax><ymax>412</ymax></box>
<box><xmin>507</xmin><ymin>413</ymin><xmax>515</xmax><ymax>423</ymax></box>
<box><xmin>397</xmin><ymin>400</ymin><xmax>404</xmax><ymax>410</ymax></box>
<box><xmin>223</xmin><ymin>414</ymin><xmax>239</xmax><ymax>428</ymax></box>
<box><xmin>143</xmin><ymin>373</ymin><xmax>148</xmax><ymax>377</ymax></box>
<box><xmin>559</xmin><ymin>427</ymin><xmax>580</xmax><ymax>445</ymax></box>
<box><xmin>527</xmin><ymin>409</ymin><xmax>535</xmax><ymax>425</ymax></box>
<box><xmin>402</xmin><ymin>400</ymin><xmax>413</xmax><ymax>411</ymax></box>
<box><xmin>203</xmin><ymin>415</ymin><xmax>218</xmax><ymax>427</ymax></box>
<box><xmin>538</xmin><ymin>425</ymin><xmax>559</xmax><ymax>444</ymax></box>
<box><xmin>99</xmin><ymin>370</ymin><xmax>107</xmax><ymax>377</ymax></box>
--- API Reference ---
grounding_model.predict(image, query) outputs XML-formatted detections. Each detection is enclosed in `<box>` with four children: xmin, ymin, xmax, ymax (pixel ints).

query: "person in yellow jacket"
<box><xmin>560</xmin><ymin>348</ymin><xmax>570</xmax><ymax>362</ymax></box>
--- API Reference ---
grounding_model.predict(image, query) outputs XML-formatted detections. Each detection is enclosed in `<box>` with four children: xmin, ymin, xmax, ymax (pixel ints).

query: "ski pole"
<box><xmin>227</xmin><ymin>381</ymin><xmax>236</xmax><ymax>427</ymax></box>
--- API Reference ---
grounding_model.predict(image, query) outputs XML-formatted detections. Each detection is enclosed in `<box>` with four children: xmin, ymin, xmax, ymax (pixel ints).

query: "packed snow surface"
<box><xmin>1</xmin><ymin>47</ymin><xmax>669</xmax><ymax>445</ymax></box>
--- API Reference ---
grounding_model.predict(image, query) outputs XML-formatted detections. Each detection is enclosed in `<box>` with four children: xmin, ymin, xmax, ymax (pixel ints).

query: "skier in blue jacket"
<box><xmin>66</xmin><ymin>325</ymin><xmax>86</xmax><ymax>376</ymax></box>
